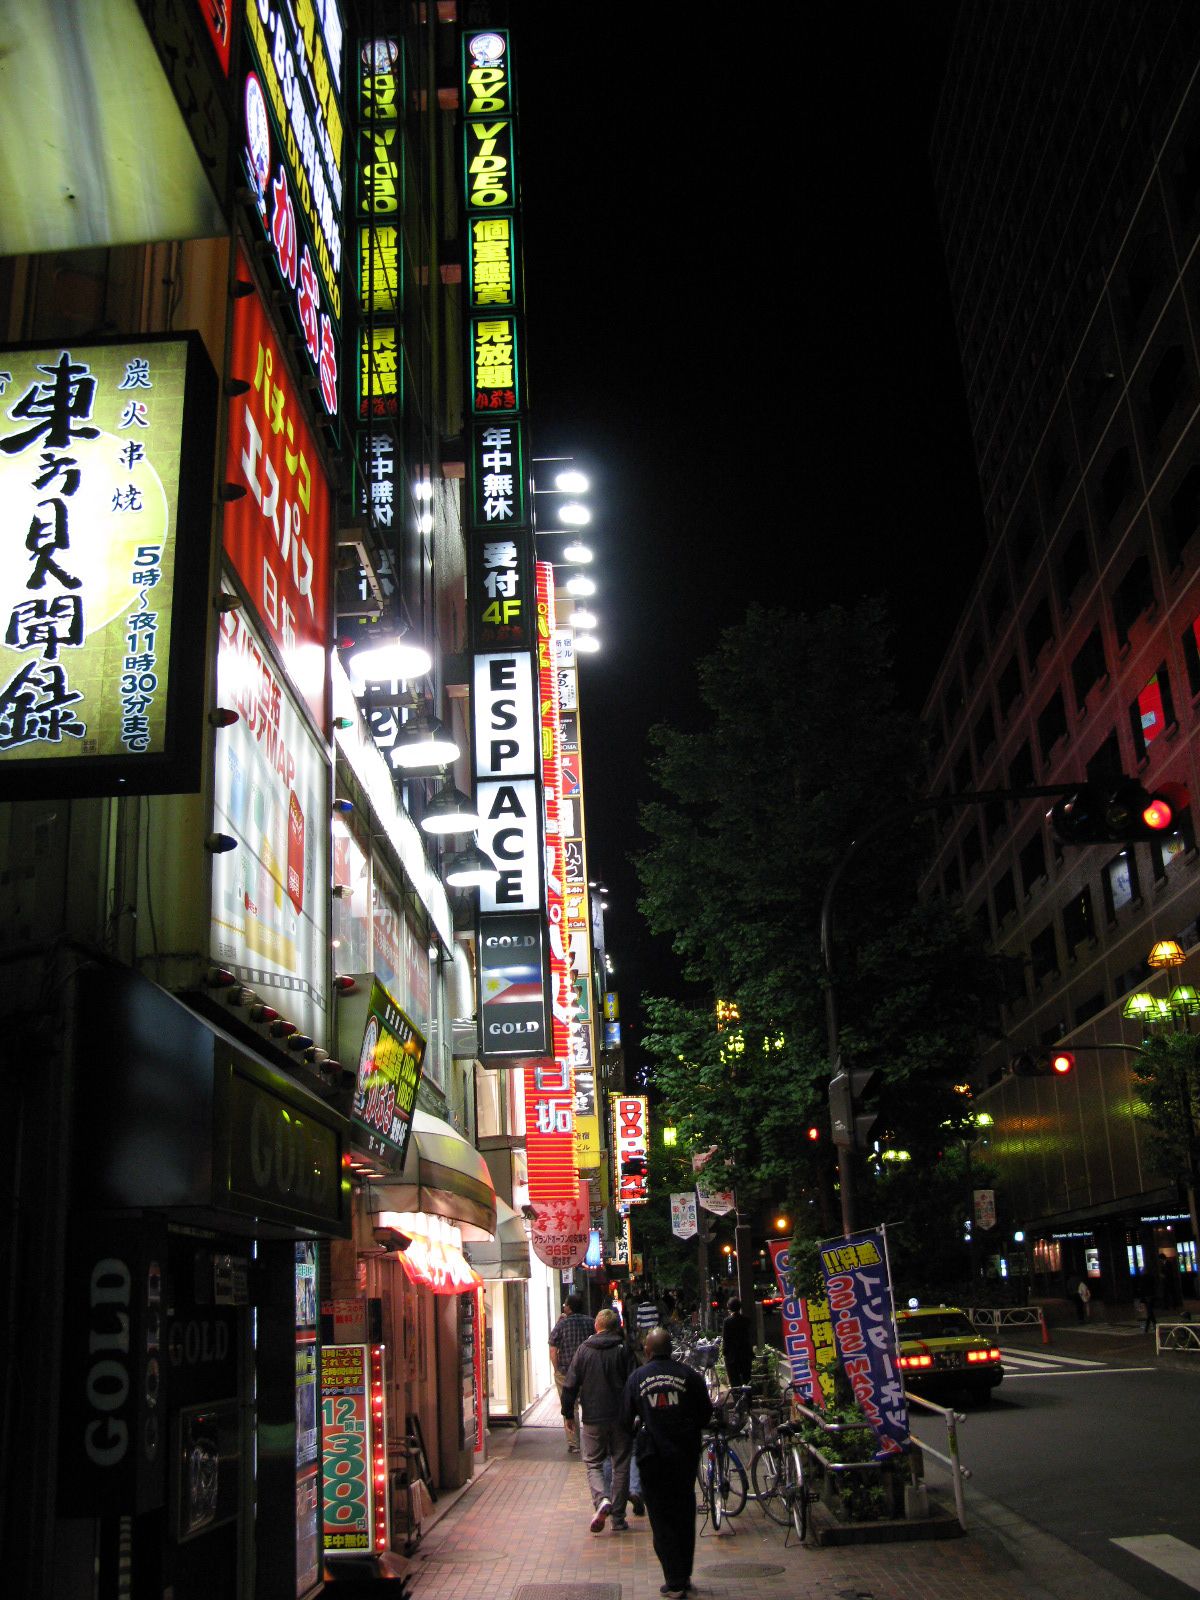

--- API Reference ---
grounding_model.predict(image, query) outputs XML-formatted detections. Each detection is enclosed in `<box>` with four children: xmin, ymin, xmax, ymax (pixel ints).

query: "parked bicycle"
<box><xmin>696</xmin><ymin>1386</ymin><xmax>751</xmax><ymax>1529</ymax></box>
<box><xmin>679</xmin><ymin>1333</ymin><xmax>723</xmax><ymax>1400</ymax></box>
<box><xmin>749</xmin><ymin>1415</ymin><xmax>811</xmax><ymax>1542</ymax></box>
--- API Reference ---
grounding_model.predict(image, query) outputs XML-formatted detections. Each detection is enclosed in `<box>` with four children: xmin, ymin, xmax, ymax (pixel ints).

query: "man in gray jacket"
<box><xmin>561</xmin><ymin>1308</ymin><xmax>636</xmax><ymax>1531</ymax></box>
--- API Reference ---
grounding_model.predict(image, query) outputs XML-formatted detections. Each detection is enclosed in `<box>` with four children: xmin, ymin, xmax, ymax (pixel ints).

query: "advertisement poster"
<box><xmin>767</xmin><ymin>1240</ymin><xmax>821</xmax><ymax>1405</ymax></box>
<box><xmin>529</xmin><ymin>1182</ymin><xmax>590</xmax><ymax>1269</ymax></box>
<box><xmin>0</xmin><ymin>335</ymin><xmax>213</xmax><ymax>796</ymax></box>
<box><xmin>349</xmin><ymin>979</ymin><xmax>426</xmax><ymax>1170</ymax></box>
<box><xmin>818</xmin><ymin>1228</ymin><xmax>909</xmax><ymax>1457</ymax></box>
<box><xmin>225</xmin><ymin>243</ymin><xmax>333</xmax><ymax>730</ymax></box>
<box><xmin>321</xmin><ymin>1345</ymin><xmax>370</xmax><ymax>1551</ymax></box>
<box><xmin>612</xmin><ymin>1094</ymin><xmax>649</xmax><ymax>1205</ymax></box>
<box><xmin>211</xmin><ymin>596</ymin><xmax>330</xmax><ymax>1046</ymax></box>
<box><xmin>670</xmin><ymin>1192</ymin><xmax>698</xmax><ymax>1240</ymax></box>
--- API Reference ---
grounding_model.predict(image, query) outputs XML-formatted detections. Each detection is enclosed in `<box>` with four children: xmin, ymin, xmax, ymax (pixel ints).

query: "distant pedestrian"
<box><xmin>549</xmin><ymin>1293</ymin><xmax>593</xmax><ymax>1453</ymax></box>
<box><xmin>561</xmin><ymin>1309</ymin><xmax>637</xmax><ymax>1532</ymax></box>
<box><xmin>621</xmin><ymin>1326</ymin><xmax>714</xmax><ymax>1600</ymax></box>
<box><xmin>721</xmin><ymin>1296</ymin><xmax>754</xmax><ymax>1389</ymax></box>
<box><xmin>1075</xmin><ymin>1279</ymin><xmax>1091</xmax><ymax>1322</ymax></box>
<box><xmin>1136</xmin><ymin>1283</ymin><xmax>1156</xmax><ymax>1335</ymax></box>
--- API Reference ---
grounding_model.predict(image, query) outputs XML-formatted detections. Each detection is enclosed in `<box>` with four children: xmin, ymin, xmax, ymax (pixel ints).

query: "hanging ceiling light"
<box><xmin>444</xmin><ymin>840</ymin><xmax>500</xmax><ymax>888</ymax></box>
<box><xmin>562</xmin><ymin>540</ymin><xmax>593</xmax><ymax>563</ymax></box>
<box><xmin>348</xmin><ymin>636</ymin><xmax>433</xmax><ymax>684</ymax></box>
<box><xmin>390</xmin><ymin>710</ymin><xmax>460</xmax><ymax>769</ymax></box>
<box><xmin>557</xmin><ymin>502</ymin><xmax>591</xmax><ymax>526</ymax></box>
<box><xmin>565</xmin><ymin>573</ymin><xmax>596</xmax><ymax>596</ymax></box>
<box><xmin>555</xmin><ymin>469</ymin><xmax>589</xmax><ymax>493</ymax></box>
<box><xmin>1147</xmin><ymin>938</ymin><xmax>1187</xmax><ymax>969</ymax></box>
<box><xmin>420</xmin><ymin>783</ymin><xmax>481</xmax><ymax>835</ymax></box>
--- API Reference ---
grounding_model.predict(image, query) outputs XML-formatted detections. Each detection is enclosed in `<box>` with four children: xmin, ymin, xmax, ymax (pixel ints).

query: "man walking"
<box><xmin>548</xmin><ymin>1293</ymin><xmax>593</xmax><ymax>1453</ymax></box>
<box><xmin>561</xmin><ymin>1308</ymin><xmax>636</xmax><ymax>1532</ymax></box>
<box><xmin>721</xmin><ymin>1296</ymin><xmax>754</xmax><ymax>1390</ymax></box>
<box><xmin>621</xmin><ymin>1326</ymin><xmax>713</xmax><ymax>1599</ymax></box>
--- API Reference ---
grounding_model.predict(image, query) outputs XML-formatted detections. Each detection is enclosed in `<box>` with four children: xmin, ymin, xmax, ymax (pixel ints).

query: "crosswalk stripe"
<box><xmin>1112</xmin><ymin>1534</ymin><xmax>1200</xmax><ymax>1592</ymax></box>
<box><xmin>999</xmin><ymin>1366</ymin><xmax>1155</xmax><ymax>1378</ymax></box>
<box><xmin>999</xmin><ymin>1348</ymin><xmax>1105</xmax><ymax>1368</ymax></box>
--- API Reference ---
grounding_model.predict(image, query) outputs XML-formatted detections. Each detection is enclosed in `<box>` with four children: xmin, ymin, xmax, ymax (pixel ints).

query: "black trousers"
<box><xmin>638</xmin><ymin>1454</ymin><xmax>698</xmax><ymax>1591</ymax></box>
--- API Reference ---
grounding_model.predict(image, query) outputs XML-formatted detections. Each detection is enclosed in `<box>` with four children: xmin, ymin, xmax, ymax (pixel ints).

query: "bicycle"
<box><xmin>696</xmin><ymin>1388</ymin><xmax>751</xmax><ymax>1529</ymax></box>
<box><xmin>679</xmin><ymin>1334</ymin><xmax>723</xmax><ymax>1400</ymax></box>
<box><xmin>749</xmin><ymin>1418</ymin><xmax>811</xmax><ymax>1542</ymax></box>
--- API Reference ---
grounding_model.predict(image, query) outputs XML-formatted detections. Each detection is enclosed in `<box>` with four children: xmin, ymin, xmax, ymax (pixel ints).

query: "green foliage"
<box><xmin>1132</xmin><ymin>1032</ymin><xmax>1200</xmax><ymax>1187</ymax></box>
<box><xmin>635</xmin><ymin>600</ymin><xmax>1001</xmax><ymax>1225</ymax></box>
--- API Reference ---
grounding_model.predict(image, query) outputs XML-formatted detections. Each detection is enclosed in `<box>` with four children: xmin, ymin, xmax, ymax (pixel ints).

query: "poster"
<box><xmin>818</xmin><ymin>1228</ymin><xmax>909</xmax><ymax>1457</ymax></box>
<box><xmin>670</xmin><ymin>1192</ymin><xmax>698</xmax><ymax>1239</ymax></box>
<box><xmin>767</xmin><ymin>1239</ymin><xmax>820</xmax><ymax>1405</ymax></box>
<box><xmin>321</xmin><ymin>1345</ymin><xmax>370</xmax><ymax>1551</ymax></box>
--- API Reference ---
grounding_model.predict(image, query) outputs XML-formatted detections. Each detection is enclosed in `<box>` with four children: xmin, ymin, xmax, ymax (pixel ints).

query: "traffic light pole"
<box><xmin>820</xmin><ymin>783</ymin><xmax>1086</xmax><ymax>1237</ymax></box>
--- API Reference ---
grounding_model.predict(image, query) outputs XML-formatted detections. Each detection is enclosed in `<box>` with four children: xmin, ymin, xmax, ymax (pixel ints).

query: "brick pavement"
<box><xmin>388</xmin><ymin>1375</ymin><xmax>1146</xmax><ymax>1600</ymax></box>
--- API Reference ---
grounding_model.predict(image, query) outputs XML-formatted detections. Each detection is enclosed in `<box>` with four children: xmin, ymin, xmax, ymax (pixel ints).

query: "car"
<box><xmin>894</xmin><ymin>1304</ymin><xmax>1003</xmax><ymax>1402</ymax></box>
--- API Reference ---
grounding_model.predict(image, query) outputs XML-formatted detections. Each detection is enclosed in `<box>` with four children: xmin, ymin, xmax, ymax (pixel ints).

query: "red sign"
<box><xmin>524</xmin><ymin>1057</ymin><xmax>577</xmax><ymax>1206</ymax></box>
<box><xmin>529</xmin><ymin>1182</ymin><xmax>590</xmax><ymax>1269</ymax></box>
<box><xmin>613</xmin><ymin>1094</ymin><xmax>649</xmax><ymax>1205</ymax></box>
<box><xmin>768</xmin><ymin>1240</ymin><xmax>821</xmax><ymax>1406</ymax></box>
<box><xmin>224</xmin><ymin>244</ymin><xmax>332</xmax><ymax>730</ymax></box>
<box><xmin>194</xmin><ymin>0</ymin><xmax>231</xmax><ymax>74</ymax></box>
<box><xmin>537</xmin><ymin>563</ymin><xmax>573</xmax><ymax>1067</ymax></box>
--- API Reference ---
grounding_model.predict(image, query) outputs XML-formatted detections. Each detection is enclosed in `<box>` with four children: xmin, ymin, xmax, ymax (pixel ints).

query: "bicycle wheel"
<box><xmin>707</xmin><ymin>1448</ymin><xmax>726</xmax><ymax>1529</ymax></box>
<box><xmin>723</xmin><ymin>1448</ymin><xmax>749</xmax><ymax>1517</ymax></box>
<box><xmin>788</xmin><ymin>1444</ymin><xmax>808</xmax><ymax>1542</ymax></box>
<box><xmin>750</xmin><ymin>1443</ymin><xmax>789</xmax><ymax>1525</ymax></box>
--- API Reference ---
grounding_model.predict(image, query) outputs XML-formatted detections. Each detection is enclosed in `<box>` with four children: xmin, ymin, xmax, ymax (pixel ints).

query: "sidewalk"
<box><xmin>384</xmin><ymin>1387</ymin><xmax>1144</xmax><ymax>1600</ymax></box>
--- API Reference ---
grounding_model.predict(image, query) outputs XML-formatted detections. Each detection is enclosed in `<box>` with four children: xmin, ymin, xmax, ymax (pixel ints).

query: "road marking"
<box><xmin>1002</xmin><ymin>1366</ymin><xmax>1155</xmax><ymax>1378</ymax></box>
<box><xmin>1000</xmin><ymin>1349</ymin><xmax>1106</xmax><ymax>1368</ymax></box>
<box><xmin>1112</xmin><ymin>1535</ymin><xmax>1200</xmax><ymax>1591</ymax></box>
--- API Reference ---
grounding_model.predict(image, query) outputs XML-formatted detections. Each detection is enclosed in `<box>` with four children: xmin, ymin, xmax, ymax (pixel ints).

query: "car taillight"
<box><xmin>898</xmin><ymin>1353</ymin><xmax>933</xmax><ymax>1369</ymax></box>
<box><xmin>967</xmin><ymin>1347</ymin><xmax>1001</xmax><ymax>1363</ymax></box>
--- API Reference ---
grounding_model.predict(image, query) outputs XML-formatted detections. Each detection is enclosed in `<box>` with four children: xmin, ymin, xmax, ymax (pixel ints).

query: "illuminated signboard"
<box><xmin>462</xmin><ymin>28</ymin><xmax>513</xmax><ymax>117</ymax></box>
<box><xmin>479</xmin><ymin>912</ymin><xmax>547</xmax><ymax>1057</ymax></box>
<box><xmin>612</xmin><ymin>1094</ymin><xmax>649</xmax><ymax>1205</ymax></box>
<box><xmin>211</xmin><ymin>595</ymin><xmax>330</xmax><ymax>1046</ymax></box>
<box><xmin>357</xmin><ymin>38</ymin><xmax>402</xmax><ymax>422</ymax></box>
<box><xmin>225</xmin><ymin>244</ymin><xmax>333</xmax><ymax>731</ymax></box>
<box><xmin>537</xmin><ymin>564</ymin><xmax>574</xmax><ymax>1068</ymax></box>
<box><xmin>0</xmin><ymin>334</ymin><xmax>215</xmax><ymax>799</ymax></box>
<box><xmin>470</xmin><ymin>419</ymin><xmax>528</xmax><ymax>529</ymax></box>
<box><xmin>242</xmin><ymin>0</ymin><xmax>345</xmax><ymax>419</ymax></box>
<box><xmin>463</xmin><ymin>113</ymin><xmax>514</xmax><ymax>211</ymax></box>
<box><xmin>194</xmin><ymin>0</ymin><xmax>232</xmax><ymax>74</ymax></box>
<box><xmin>470</xmin><ymin>316</ymin><xmax>520</xmax><ymax>413</ymax></box>
<box><xmin>468</xmin><ymin>214</ymin><xmax>517</xmax><ymax>310</ymax></box>
<box><xmin>468</xmin><ymin>423</ymin><xmax>533</xmax><ymax>652</ymax></box>
<box><xmin>349</xmin><ymin>978</ymin><xmax>426</xmax><ymax>1170</ymax></box>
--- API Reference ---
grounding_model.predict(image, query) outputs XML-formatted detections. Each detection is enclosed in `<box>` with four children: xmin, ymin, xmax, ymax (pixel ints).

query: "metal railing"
<box><xmin>903</xmin><ymin>1390</ymin><xmax>971</xmax><ymax>1531</ymax></box>
<box><xmin>966</xmin><ymin>1305</ymin><xmax>1043</xmax><ymax>1333</ymax></box>
<box><xmin>1157</xmin><ymin>1321</ymin><xmax>1200</xmax><ymax>1354</ymax></box>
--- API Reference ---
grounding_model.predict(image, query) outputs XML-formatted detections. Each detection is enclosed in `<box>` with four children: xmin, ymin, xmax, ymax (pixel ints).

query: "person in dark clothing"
<box><xmin>549</xmin><ymin>1292</ymin><xmax>593</xmax><ymax>1452</ymax></box>
<box><xmin>620</xmin><ymin>1326</ymin><xmax>713</xmax><ymax>1599</ymax></box>
<box><xmin>721</xmin><ymin>1296</ymin><xmax>754</xmax><ymax>1390</ymax></box>
<box><xmin>561</xmin><ymin>1309</ymin><xmax>636</xmax><ymax>1532</ymax></box>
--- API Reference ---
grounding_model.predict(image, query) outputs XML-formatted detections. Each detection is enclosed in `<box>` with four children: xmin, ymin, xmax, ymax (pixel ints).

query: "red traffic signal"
<box><xmin>1049</xmin><ymin>1050</ymin><xmax>1075</xmax><ymax>1075</ymax></box>
<box><xmin>1052</xmin><ymin>780</ymin><xmax>1185</xmax><ymax>845</ymax></box>
<box><xmin>806</xmin><ymin>1125</ymin><xmax>821</xmax><ymax>1142</ymax></box>
<box><xmin>1012</xmin><ymin>1050</ymin><xmax>1075</xmax><ymax>1078</ymax></box>
<box><xmin>1141</xmin><ymin>796</ymin><xmax>1173</xmax><ymax>831</ymax></box>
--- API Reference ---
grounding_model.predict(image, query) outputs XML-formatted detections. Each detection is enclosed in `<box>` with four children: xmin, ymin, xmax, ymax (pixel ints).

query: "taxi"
<box><xmin>894</xmin><ymin>1304</ymin><xmax>1003</xmax><ymax>1402</ymax></box>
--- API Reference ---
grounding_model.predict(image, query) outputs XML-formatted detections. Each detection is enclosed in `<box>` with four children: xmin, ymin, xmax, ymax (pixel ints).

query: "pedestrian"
<box><xmin>1136</xmin><ymin>1281</ymin><xmax>1157</xmax><ymax>1336</ymax></box>
<box><xmin>548</xmin><ymin>1293</ymin><xmax>593</xmax><ymax>1454</ymax></box>
<box><xmin>1075</xmin><ymin>1279</ymin><xmax>1091</xmax><ymax>1322</ymax></box>
<box><xmin>561</xmin><ymin>1308</ymin><xmax>637</xmax><ymax>1532</ymax></box>
<box><xmin>721</xmin><ymin>1295</ymin><xmax>754</xmax><ymax>1390</ymax></box>
<box><xmin>621</xmin><ymin>1325</ymin><xmax>714</xmax><ymax>1600</ymax></box>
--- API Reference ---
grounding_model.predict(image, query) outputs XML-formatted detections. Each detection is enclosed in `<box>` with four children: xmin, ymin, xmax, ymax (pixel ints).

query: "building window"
<box><xmin>1103</xmin><ymin>850</ymin><xmax>1138</xmax><ymax>918</ymax></box>
<box><xmin>1030</xmin><ymin>922</ymin><xmax>1060</xmax><ymax>985</ymax></box>
<box><xmin>998</xmin><ymin>653</ymin><xmax>1023</xmax><ymax>717</ymax></box>
<box><xmin>1153</xmin><ymin>808</ymin><xmax>1196</xmax><ymax>878</ymax></box>
<box><xmin>1024</xmin><ymin>596</ymin><xmax>1054</xmax><ymax>664</ymax></box>
<box><xmin>1057</xmin><ymin>526</ymin><xmax>1092</xmax><ymax>606</ymax></box>
<box><xmin>1062</xmin><ymin>886</ymin><xmax>1096</xmax><ymax>957</ymax></box>
<box><xmin>1037</xmin><ymin>688</ymin><xmax>1068</xmax><ymax>762</ymax></box>
<box><xmin>1166</xmin><ymin>465</ymin><xmax>1200</xmax><ymax>568</ymax></box>
<box><xmin>974</xmin><ymin>704</ymin><xmax>997</xmax><ymax>761</ymax></box>
<box><xmin>1129</xmin><ymin>665</ymin><xmax>1175</xmax><ymax>758</ymax></box>
<box><xmin>1070</xmin><ymin>626</ymin><xmax>1107</xmax><ymax>709</ymax></box>
<box><xmin>1182</xmin><ymin>612</ymin><xmax>1200</xmax><ymax>697</ymax></box>
<box><xmin>1086</xmin><ymin>728</ymin><xmax>1122</xmax><ymax>780</ymax></box>
<box><xmin>993</xmin><ymin>869</ymin><xmax>1017</xmax><ymax>925</ymax></box>
<box><xmin>1020</xmin><ymin>830</ymin><xmax>1048</xmax><ymax>893</ymax></box>
<box><xmin>1113</xmin><ymin>551</ymin><xmax>1156</xmax><ymax>645</ymax></box>
<box><xmin>1075</xmin><ymin>991</ymin><xmax>1106</xmax><ymax>1025</ymax></box>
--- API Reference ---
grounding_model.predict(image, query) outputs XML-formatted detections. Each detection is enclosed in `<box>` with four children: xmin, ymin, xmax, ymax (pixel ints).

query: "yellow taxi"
<box><xmin>895</xmin><ymin>1304</ymin><xmax>1003</xmax><ymax>1402</ymax></box>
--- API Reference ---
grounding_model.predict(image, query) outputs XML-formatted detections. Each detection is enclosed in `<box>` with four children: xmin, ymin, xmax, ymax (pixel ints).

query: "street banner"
<box><xmin>670</xmin><ymin>1192</ymin><xmax>698</xmax><ymax>1239</ymax></box>
<box><xmin>818</xmin><ymin>1228</ymin><xmax>910</xmax><ymax>1458</ymax></box>
<box><xmin>973</xmin><ymin>1188</ymin><xmax>996</xmax><ymax>1230</ymax></box>
<box><xmin>767</xmin><ymin>1240</ymin><xmax>820</xmax><ymax>1406</ymax></box>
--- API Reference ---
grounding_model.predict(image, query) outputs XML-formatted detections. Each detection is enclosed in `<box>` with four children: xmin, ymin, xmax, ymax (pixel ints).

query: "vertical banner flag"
<box><xmin>670</xmin><ymin>1193</ymin><xmax>698</xmax><ymax>1240</ymax></box>
<box><xmin>767</xmin><ymin>1240</ymin><xmax>819</xmax><ymax>1405</ymax></box>
<box><xmin>817</xmin><ymin>1229</ymin><xmax>909</xmax><ymax>1457</ymax></box>
<box><xmin>612</xmin><ymin>1094</ymin><xmax>649</xmax><ymax>1205</ymax></box>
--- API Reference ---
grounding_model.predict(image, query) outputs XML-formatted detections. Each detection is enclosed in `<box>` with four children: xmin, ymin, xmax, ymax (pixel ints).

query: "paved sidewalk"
<box><xmin>389</xmin><ymin>1385</ymin><xmax>1144</xmax><ymax>1600</ymax></box>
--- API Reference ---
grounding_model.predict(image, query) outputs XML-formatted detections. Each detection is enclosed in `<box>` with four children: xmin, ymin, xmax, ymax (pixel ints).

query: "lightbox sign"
<box><xmin>613</xmin><ymin>1094</ymin><xmax>649</xmax><ymax>1205</ymax></box>
<box><xmin>462</xmin><ymin>29</ymin><xmax>513</xmax><ymax>117</ymax></box>
<box><xmin>474</xmin><ymin>650</ymin><xmax>540</xmax><ymax>914</ymax></box>
<box><xmin>470</xmin><ymin>316</ymin><xmax>520</xmax><ymax>414</ymax></box>
<box><xmin>225</xmin><ymin>245</ymin><xmax>333</xmax><ymax>731</ymax></box>
<box><xmin>211</xmin><ymin>596</ymin><xmax>330</xmax><ymax>1046</ymax></box>
<box><xmin>242</xmin><ymin>0</ymin><xmax>346</xmax><ymax>420</ymax></box>
<box><xmin>463</xmin><ymin>115</ymin><xmax>515</xmax><ymax>211</ymax></box>
<box><xmin>0</xmin><ymin>335</ymin><xmax>215</xmax><ymax>799</ymax></box>
<box><xmin>471</xmin><ymin>421</ymin><xmax>528</xmax><ymax>528</ymax></box>
<box><xmin>194</xmin><ymin>0</ymin><xmax>231</xmax><ymax>74</ymax></box>
<box><xmin>479</xmin><ymin>913</ymin><xmax>547</xmax><ymax>1056</ymax></box>
<box><xmin>538</xmin><ymin>563</ymin><xmax>574</xmax><ymax>1070</ymax></box>
<box><xmin>348</xmin><ymin>978</ymin><xmax>426</xmax><ymax>1170</ymax></box>
<box><xmin>473</xmin><ymin>649</ymin><xmax>536</xmax><ymax>776</ymax></box>
<box><xmin>468</xmin><ymin>214</ymin><xmax>518</xmax><ymax>310</ymax></box>
<box><xmin>468</xmin><ymin>424</ymin><xmax>533</xmax><ymax>653</ymax></box>
<box><xmin>356</xmin><ymin>38</ymin><xmax>402</xmax><ymax>422</ymax></box>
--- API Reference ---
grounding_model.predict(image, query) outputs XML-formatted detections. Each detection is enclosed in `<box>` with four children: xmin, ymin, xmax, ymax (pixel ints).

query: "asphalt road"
<box><xmin>955</xmin><ymin>1335</ymin><xmax>1200</xmax><ymax>1599</ymax></box>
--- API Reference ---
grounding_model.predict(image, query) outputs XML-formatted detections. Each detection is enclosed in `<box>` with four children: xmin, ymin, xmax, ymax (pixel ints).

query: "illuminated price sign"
<box><xmin>350</xmin><ymin>979</ymin><xmax>426</xmax><ymax>1167</ymax></box>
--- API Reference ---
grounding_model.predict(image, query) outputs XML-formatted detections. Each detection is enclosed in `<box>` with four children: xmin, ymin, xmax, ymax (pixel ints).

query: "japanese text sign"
<box><xmin>767</xmin><ymin>1240</ymin><xmax>821</xmax><ymax>1406</ymax></box>
<box><xmin>225</xmin><ymin>245</ymin><xmax>332</xmax><ymax>730</ymax></box>
<box><xmin>818</xmin><ymin>1228</ymin><xmax>909</xmax><ymax>1457</ymax></box>
<box><xmin>524</xmin><ymin>1056</ymin><xmax>578</xmax><ymax>1206</ymax></box>
<box><xmin>612</xmin><ymin>1094</ymin><xmax>649</xmax><ymax>1205</ymax></box>
<box><xmin>0</xmin><ymin>335</ymin><xmax>214</xmax><ymax>798</ymax></box>
<box><xmin>351</xmin><ymin>979</ymin><xmax>426</xmax><ymax>1170</ymax></box>
<box><xmin>670</xmin><ymin>1193</ymin><xmax>698</xmax><ymax>1240</ymax></box>
<box><xmin>321</xmin><ymin>1344</ymin><xmax>370</xmax><ymax>1550</ymax></box>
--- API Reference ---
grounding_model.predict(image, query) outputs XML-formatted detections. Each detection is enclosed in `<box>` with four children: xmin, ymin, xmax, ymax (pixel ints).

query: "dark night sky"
<box><xmin>513</xmin><ymin>4</ymin><xmax>986</xmax><ymax>1028</ymax></box>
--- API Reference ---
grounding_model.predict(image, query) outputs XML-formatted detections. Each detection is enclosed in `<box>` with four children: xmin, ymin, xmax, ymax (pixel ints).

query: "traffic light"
<box><xmin>1011</xmin><ymin>1050</ymin><xmax>1075</xmax><ymax>1077</ymax></box>
<box><xmin>806</xmin><ymin>1125</ymin><xmax>821</xmax><ymax>1143</ymax></box>
<box><xmin>829</xmin><ymin>1063</ymin><xmax>881</xmax><ymax>1150</ymax></box>
<box><xmin>1051</xmin><ymin>780</ymin><xmax>1181</xmax><ymax>846</ymax></box>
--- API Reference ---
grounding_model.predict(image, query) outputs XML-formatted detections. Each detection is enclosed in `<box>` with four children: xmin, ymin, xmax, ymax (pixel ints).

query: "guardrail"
<box><xmin>903</xmin><ymin>1390</ymin><xmax>971</xmax><ymax>1531</ymax></box>
<box><xmin>966</xmin><ymin>1305</ymin><xmax>1042</xmax><ymax>1332</ymax></box>
<box><xmin>1157</xmin><ymin>1321</ymin><xmax>1200</xmax><ymax>1354</ymax></box>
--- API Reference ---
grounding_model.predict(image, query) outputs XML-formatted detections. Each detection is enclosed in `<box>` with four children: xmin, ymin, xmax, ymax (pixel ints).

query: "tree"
<box><xmin>635</xmin><ymin>600</ymin><xmax>1000</xmax><ymax>1235</ymax></box>
<box><xmin>1132</xmin><ymin>1032</ymin><xmax>1200</xmax><ymax>1251</ymax></box>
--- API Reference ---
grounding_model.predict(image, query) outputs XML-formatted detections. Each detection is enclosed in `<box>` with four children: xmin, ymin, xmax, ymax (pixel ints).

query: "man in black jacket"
<box><xmin>620</xmin><ymin>1326</ymin><xmax>713</xmax><ymax>1598</ymax></box>
<box><xmin>721</xmin><ymin>1296</ymin><xmax>754</xmax><ymax>1390</ymax></box>
<box><xmin>561</xmin><ymin>1308</ymin><xmax>636</xmax><ymax>1531</ymax></box>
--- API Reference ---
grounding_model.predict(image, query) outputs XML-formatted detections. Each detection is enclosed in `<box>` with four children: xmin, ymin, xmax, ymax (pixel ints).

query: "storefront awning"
<box><xmin>369</xmin><ymin>1110</ymin><xmax>496</xmax><ymax>1235</ymax></box>
<box><xmin>463</xmin><ymin>1198</ymin><xmax>530</xmax><ymax>1281</ymax></box>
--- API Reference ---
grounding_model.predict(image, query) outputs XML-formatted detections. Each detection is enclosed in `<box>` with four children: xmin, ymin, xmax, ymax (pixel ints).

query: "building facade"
<box><xmin>923</xmin><ymin>0</ymin><xmax>1200</xmax><ymax>1307</ymax></box>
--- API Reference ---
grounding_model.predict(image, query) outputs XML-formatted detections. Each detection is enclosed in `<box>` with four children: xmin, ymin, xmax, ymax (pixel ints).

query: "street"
<box><xmin>959</xmin><ymin>1334</ymin><xmax>1200</xmax><ymax>1599</ymax></box>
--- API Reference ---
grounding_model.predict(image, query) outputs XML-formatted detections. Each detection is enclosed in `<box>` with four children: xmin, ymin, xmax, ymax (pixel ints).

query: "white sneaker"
<box><xmin>590</xmin><ymin>1498</ymin><xmax>611</xmax><ymax>1533</ymax></box>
